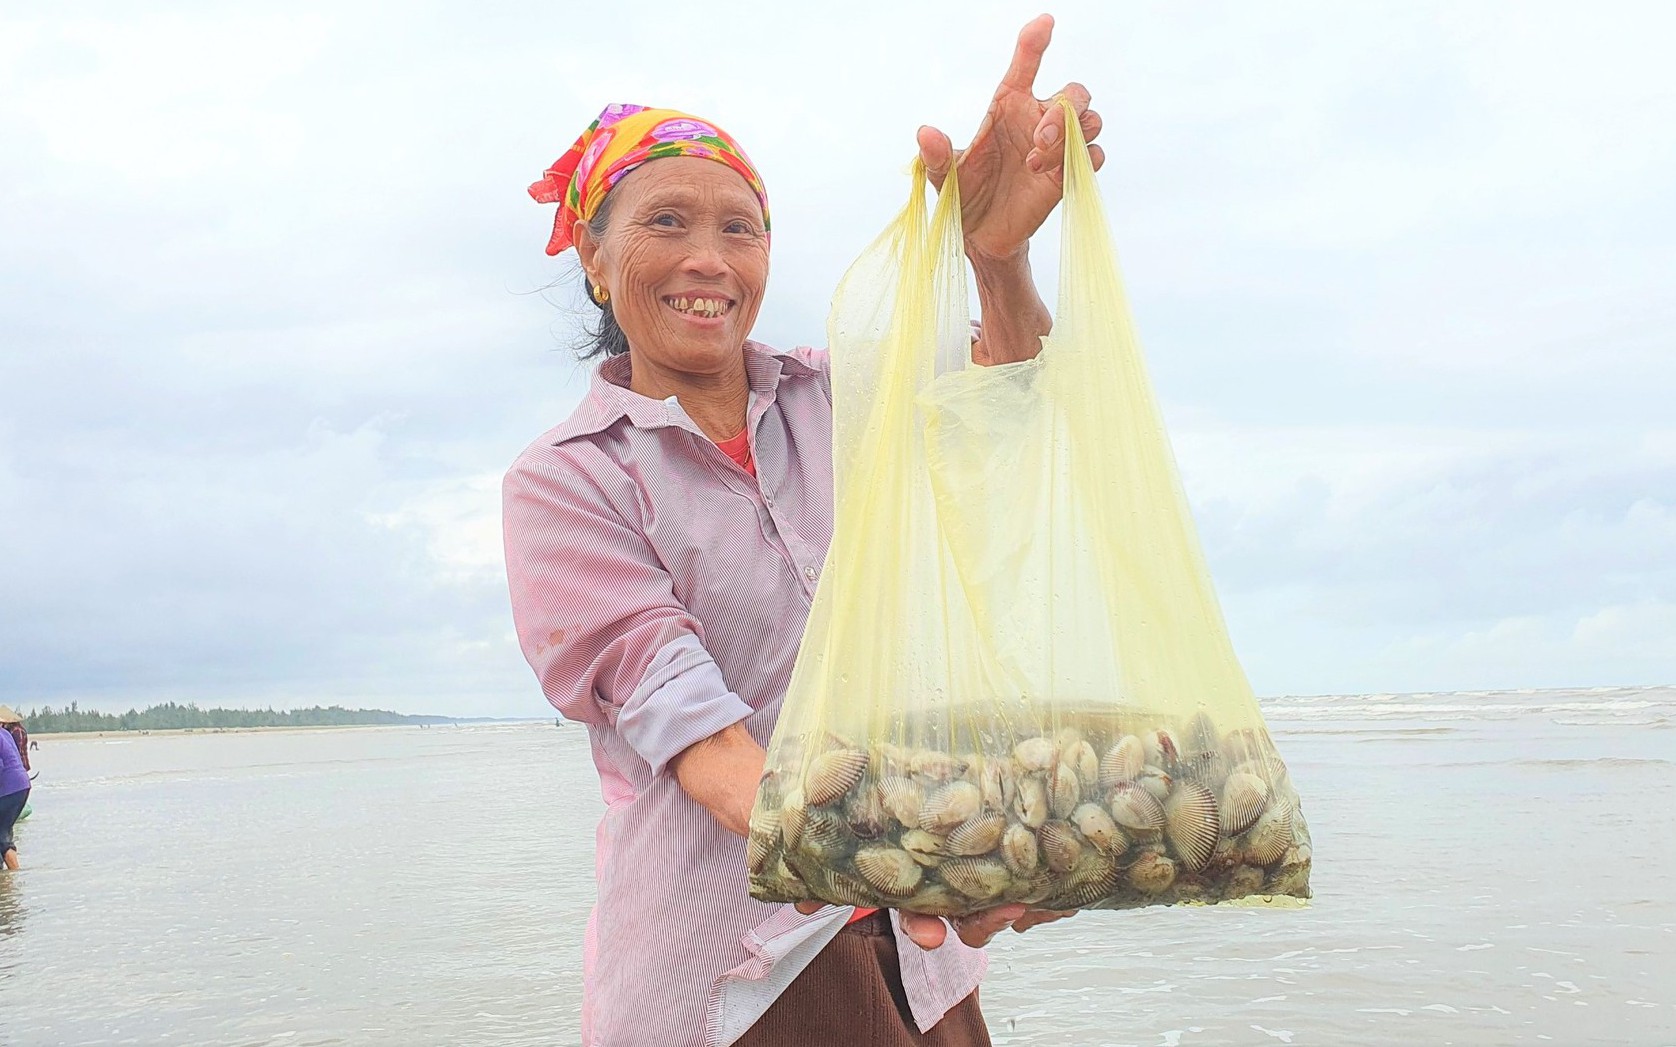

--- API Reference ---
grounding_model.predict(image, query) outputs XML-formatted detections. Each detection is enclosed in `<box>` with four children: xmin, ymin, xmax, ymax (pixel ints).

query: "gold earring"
<box><xmin>592</xmin><ymin>285</ymin><xmax>610</xmax><ymax>305</ymax></box>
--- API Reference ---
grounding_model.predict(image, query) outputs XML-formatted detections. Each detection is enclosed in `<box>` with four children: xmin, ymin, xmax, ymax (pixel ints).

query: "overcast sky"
<box><xmin>3</xmin><ymin>1</ymin><xmax>1672</xmax><ymax>716</ymax></box>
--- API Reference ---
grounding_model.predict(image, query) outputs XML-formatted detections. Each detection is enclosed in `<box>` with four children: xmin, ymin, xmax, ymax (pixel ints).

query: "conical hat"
<box><xmin>0</xmin><ymin>706</ymin><xmax>21</xmax><ymax>724</ymax></box>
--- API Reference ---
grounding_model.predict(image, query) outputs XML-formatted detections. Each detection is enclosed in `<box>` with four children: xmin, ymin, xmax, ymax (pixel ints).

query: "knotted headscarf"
<box><xmin>529</xmin><ymin>103</ymin><xmax>771</xmax><ymax>256</ymax></box>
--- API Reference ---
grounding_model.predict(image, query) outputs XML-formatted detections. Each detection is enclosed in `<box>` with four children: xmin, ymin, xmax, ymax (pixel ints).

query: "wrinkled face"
<box><xmin>575</xmin><ymin>157</ymin><xmax>770</xmax><ymax>378</ymax></box>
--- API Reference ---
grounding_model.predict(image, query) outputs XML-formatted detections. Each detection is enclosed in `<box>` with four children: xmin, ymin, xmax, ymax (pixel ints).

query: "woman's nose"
<box><xmin>681</xmin><ymin>227</ymin><xmax>728</xmax><ymax>275</ymax></box>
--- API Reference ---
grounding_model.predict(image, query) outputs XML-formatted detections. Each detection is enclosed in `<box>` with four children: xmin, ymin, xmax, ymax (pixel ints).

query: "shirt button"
<box><xmin>803</xmin><ymin>566</ymin><xmax>817</xmax><ymax>581</ymax></box>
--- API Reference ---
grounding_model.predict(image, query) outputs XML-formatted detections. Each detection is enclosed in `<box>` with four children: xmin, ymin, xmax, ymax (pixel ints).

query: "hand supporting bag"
<box><xmin>749</xmin><ymin>101</ymin><xmax>1311</xmax><ymax>914</ymax></box>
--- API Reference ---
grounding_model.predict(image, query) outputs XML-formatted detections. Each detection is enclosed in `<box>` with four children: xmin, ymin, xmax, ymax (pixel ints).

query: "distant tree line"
<box><xmin>21</xmin><ymin>701</ymin><xmax>459</xmax><ymax>734</ymax></box>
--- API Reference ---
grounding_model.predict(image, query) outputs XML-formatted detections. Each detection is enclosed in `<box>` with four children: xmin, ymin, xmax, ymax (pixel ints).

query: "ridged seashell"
<box><xmin>1143</xmin><ymin>728</ymin><xmax>1180</xmax><ymax>769</ymax></box>
<box><xmin>919</xmin><ymin>780</ymin><xmax>982</xmax><ymax>833</ymax></box>
<box><xmin>1219</xmin><ymin>772</ymin><xmax>1269</xmax><ymax>835</ymax></box>
<box><xmin>1071</xmin><ymin>803</ymin><xmax>1125</xmax><ymax>853</ymax></box>
<box><xmin>1163</xmin><ymin>780</ymin><xmax>1221</xmax><ymax>872</ymax></box>
<box><xmin>746</xmin><ymin>829</ymin><xmax>777</xmax><ymax>876</ymax></box>
<box><xmin>844</xmin><ymin>783</ymin><xmax>890</xmax><ymax>838</ymax></box>
<box><xmin>750</xmin><ymin>807</ymin><xmax>782</xmax><ymax>841</ymax></box>
<box><xmin>944</xmin><ymin>813</ymin><xmax>1006</xmax><ymax>856</ymax></box>
<box><xmin>1050</xmin><ymin>763</ymin><xmax>1081</xmax><ymax>819</ymax></box>
<box><xmin>978</xmin><ymin>758</ymin><xmax>1016</xmax><ymax>813</ymax></box>
<box><xmin>900</xmin><ymin>829</ymin><xmax>947</xmax><ymax>867</ymax></box>
<box><xmin>1000</xmin><ymin>823</ymin><xmax>1040</xmax><ymax>876</ymax></box>
<box><xmin>1010</xmin><ymin>869</ymin><xmax>1057</xmax><ymax>906</ymax></box>
<box><xmin>1059</xmin><ymin>850</ymin><xmax>1120</xmax><ymax>907</ymax></box>
<box><xmin>1177</xmin><ymin>749</ymin><xmax>1231</xmax><ymax>789</ymax></box>
<box><xmin>1232</xmin><ymin>755</ymin><xmax>1291</xmax><ymax>791</ymax></box>
<box><xmin>1137</xmin><ymin>768</ymin><xmax>1173</xmax><ymax>802</ymax></box>
<box><xmin>815</xmin><ymin>867</ymin><xmax>878</xmax><ymax>908</ymax></box>
<box><xmin>1221</xmin><ymin>726</ymin><xmax>1272</xmax><ymax>764</ymax></box>
<box><xmin>854</xmin><ymin>846</ymin><xmax>923</xmax><ymax>898</ymax></box>
<box><xmin>875</xmin><ymin>776</ymin><xmax>923</xmax><ymax>830</ymax></box>
<box><xmin>1097</xmin><ymin>735</ymin><xmax>1144</xmax><ymax>790</ymax></box>
<box><xmin>1038</xmin><ymin>820</ymin><xmax>1083</xmax><ymax>874</ymax></box>
<box><xmin>1067</xmin><ymin>740</ymin><xmax>1100</xmax><ymax>791</ymax></box>
<box><xmin>1014</xmin><ymin>736</ymin><xmax>1058</xmax><ymax>772</ymax></box>
<box><xmin>807</xmin><ymin>748</ymin><xmax>869</xmax><ymax>806</ymax></box>
<box><xmin>909</xmin><ymin>750</ymin><xmax>967</xmax><ymax>781</ymax></box>
<box><xmin>1106</xmin><ymin>781</ymin><xmax>1165</xmax><ymax>832</ymax></box>
<box><xmin>1126</xmin><ymin>851</ymin><xmax>1177</xmax><ymax>894</ymax></box>
<box><xmin>1228</xmin><ymin>863</ymin><xmax>1265</xmax><ymax>896</ymax></box>
<box><xmin>780</xmin><ymin>789</ymin><xmax>808</xmax><ymax>849</ymax></box>
<box><xmin>1011</xmin><ymin>776</ymin><xmax>1048</xmax><ymax>828</ymax></box>
<box><xmin>801</xmin><ymin>808</ymin><xmax>856</xmax><ymax>858</ymax></box>
<box><xmin>1241</xmin><ymin>804</ymin><xmax>1294</xmax><ymax>867</ymax></box>
<box><xmin>1185</xmin><ymin>710</ymin><xmax>1219</xmax><ymax>755</ymax></box>
<box><xmin>939</xmin><ymin>857</ymin><xmax>1010</xmax><ymax>900</ymax></box>
<box><xmin>902</xmin><ymin>883</ymin><xmax>968</xmax><ymax>916</ymax></box>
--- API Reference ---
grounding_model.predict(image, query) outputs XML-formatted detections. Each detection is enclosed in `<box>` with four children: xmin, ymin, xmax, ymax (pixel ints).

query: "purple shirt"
<box><xmin>502</xmin><ymin>342</ymin><xmax>986</xmax><ymax>1047</ymax></box>
<box><xmin>0</xmin><ymin>728</ymin><xmax>27</xmax><ymax>796</ymax></box>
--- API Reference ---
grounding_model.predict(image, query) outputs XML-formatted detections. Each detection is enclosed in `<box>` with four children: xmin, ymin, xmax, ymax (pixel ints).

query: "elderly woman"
<box><xmin>504</xmin><ymin>16</ymin><xmax>1105</xmax><ymax>1046</ymax></box>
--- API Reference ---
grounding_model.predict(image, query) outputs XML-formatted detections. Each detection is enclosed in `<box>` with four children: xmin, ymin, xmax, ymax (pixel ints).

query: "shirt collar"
<box><xmin>550</xmin><ymin>340</ymin><xmax>820</xmax><ymax>446</ymax></box>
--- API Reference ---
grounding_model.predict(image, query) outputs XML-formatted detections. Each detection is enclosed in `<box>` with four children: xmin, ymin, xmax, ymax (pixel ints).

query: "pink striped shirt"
<box><xmin>502</xmin><ymin>342</ymin><xmax>986</xmax><ymax>1047</ymax></box>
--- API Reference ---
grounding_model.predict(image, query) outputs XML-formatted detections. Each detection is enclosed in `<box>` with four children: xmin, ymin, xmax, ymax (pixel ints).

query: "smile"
<box><xmin>663</xmin><ymin>296</ymin><xmax>734</xmax><ymax>319</ymax></box>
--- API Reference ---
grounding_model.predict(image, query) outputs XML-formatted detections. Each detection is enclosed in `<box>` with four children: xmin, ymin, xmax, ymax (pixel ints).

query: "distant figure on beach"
<box><xmin>0</xmin><ymin>706</ymin><xmax>30</xmax><ymax>773</ymax></box>
<box><xmin>503</xmin><ymin>16</ymin><xmax>1103</xmax><ymax>1046</ymax></box>
<box><xmin>0</xmin><ymin>713</ymin><xmax>30</xmax><ymax>871</ymax></box>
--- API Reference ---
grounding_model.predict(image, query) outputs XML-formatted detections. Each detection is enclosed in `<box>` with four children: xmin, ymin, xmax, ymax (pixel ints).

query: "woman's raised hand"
<box><xmin>916</xmin><ymin>13</ymin><xmax>1105</xmax><ymax>265</ymax></box>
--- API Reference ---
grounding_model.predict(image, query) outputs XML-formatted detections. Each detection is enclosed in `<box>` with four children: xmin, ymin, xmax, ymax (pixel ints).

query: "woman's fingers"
<box><xmin>1000</xmin><ymin>14</ymin><xmax>1054</xmax><ymax>93</ymax></box>
<box><xmin>1010</xmin><ymin>908</ymin><xmax>1077</xmax><ymax>933</ymax></box>
<box><xmin>917</xmin><ymin>125</ymin><xmax>958</xmax><ymax>192</ymax></box>
<box><xmin>950</xmin><ymin>904</ymin><xmax>1029</xmax><ymax>948</ymax></box>
<box><xmin>898</xmin><ymin>912</ymin><xmax>949</xmax><ymax>949</ymax></box>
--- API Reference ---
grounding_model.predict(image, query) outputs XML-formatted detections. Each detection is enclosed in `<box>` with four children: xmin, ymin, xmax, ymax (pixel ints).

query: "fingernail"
<box><xmin>1027</xmin><ymin>153</ymin><xmax>1042</xmax><ymax>172</ymax></box>
<box><xmin>1041</xmin><ymin>123</ymin><xmax>1059</xmax><ymax>146</ymax></box>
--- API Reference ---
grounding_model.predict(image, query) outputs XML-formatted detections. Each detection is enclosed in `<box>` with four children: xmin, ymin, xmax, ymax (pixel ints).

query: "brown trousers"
<box><xmin>732</xmin><ymin>911</ymin><xmax>992</xmax><ymax>1046</ymax></box>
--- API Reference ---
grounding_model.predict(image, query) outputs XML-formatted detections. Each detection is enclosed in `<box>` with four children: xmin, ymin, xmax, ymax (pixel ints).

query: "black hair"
<box><xmin>577</xmin><ymin>194</ymin><xmax>630</xmax><ymax>361</ymax></box>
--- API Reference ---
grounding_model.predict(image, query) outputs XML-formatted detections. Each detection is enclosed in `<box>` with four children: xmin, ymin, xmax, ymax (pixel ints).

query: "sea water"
<box><xmin>1</xmin><ymin>686</ymin><xmax>1672</xmax><ymax>1046</ymax></box>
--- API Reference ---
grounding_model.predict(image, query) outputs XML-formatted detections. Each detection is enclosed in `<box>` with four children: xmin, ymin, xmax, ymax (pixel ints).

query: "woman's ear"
<box><xmin>573</xmin><ymin>219</ymin><xmax>603</xmax><ymax>289</ymax></box>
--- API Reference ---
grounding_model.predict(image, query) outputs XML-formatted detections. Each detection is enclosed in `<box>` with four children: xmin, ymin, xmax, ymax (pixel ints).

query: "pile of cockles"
<box><xmin>747</xmin><ymin>712</ymin><xmax>1312</xmax><ymax>915</ymax></box>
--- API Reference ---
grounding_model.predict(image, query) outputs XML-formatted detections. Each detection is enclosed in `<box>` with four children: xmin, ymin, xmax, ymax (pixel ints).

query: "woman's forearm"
<box><xmin>669</xmin><ymin>721</ymin><xmax>766</xmax><ymax>838</ymax></box>
<box><xmin>969</xmin><ymin>245</ymin><xmax>1053</xmax><ymax>366</ymax></box>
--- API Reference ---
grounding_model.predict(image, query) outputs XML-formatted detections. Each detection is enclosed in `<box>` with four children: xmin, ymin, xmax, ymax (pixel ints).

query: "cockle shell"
<box><xmin>875</xmin><ymin>776</ymin><xmax>923</xmax><ymax>830</ymax></box>
<box><xmin>1058</xmin><ymin>850</ymin><xmax>1120</xmax><ymax>908</ymax></box>
<box><xmin>978</xmin><ymin>758</ymin><xmax>1016</xmax><ymax>813</ymax></box>
<box><xmin>1163</xmin><ymin>780</ymin><xmax>1221</xmax><ymax>872</ymax></box>
<box><xmin>1000</xmin><ymin>823</ymin><xmax>1040</xmax><ymax>876</ymax></box>
<box><xmin>854</xmin><ymin>846</ymin><xmax>923</xmax><ymax>898</ymax></box>
<box><xmin>900</xmin><ymin>829</ymin><xmax>947</xmax><ymax>867</ymax></box>
<box><xmin>1014</xmin><ymin>736</ymin><xmax>1058</xmax><ymax>772</ymax></box>
<box><xmin>801</xmin><ymin>808</ymin><xmax>856</xmax><ymax>858</ymax></box>
<box><xmin>1178</xmin><ymin>749</ymin><xmax>1231</xmax><ymax>789</ymax></box>
<box><xmin>1097</xmin><ymin>735</ymin><xmax>1145</xmax><ymax>790</ymax></box>
<box><xmin>944</xmin><ymin>812</ymin><xmax>1007</xmax><ymax>856</ymax></box>
<box><xmin>1067</xmin><ymin>740</ymin><xmax>1100</xmax><ymax>791</ymax></box>
<box><xmin>1241</xmin><ymin>804</ymin><xmax>1294</xmax><ymax>867</ymax></box>
<box><xmin>807</xmin><ymin>748</ymin><xmax>869</xmax><ymax>806</ymax></box>
<box><xmin>780</xmin><ymin>788</ymin><xmax>808</xmax><ymax>849</ymax></box>
<box><xmin>1106</xmin><ymin>781</ymin><xmax>1166</xmax><ymax>832</ymax></box>
<box><xmin>909</xmin><ymin>750</ymin><xmax>967</xmax><ymax>781</ymax></box>
<box><xmin>1071</xmin><ymin>803</ymin><xmax>1125</xmax><ymax>853</ymax></box>
<box><xmin>1143</xmin><ymin>728</ymin><xmax>1181</xmax><ymax>770</ymax></box>
<box><xmin>1137</xmin><ymin>768</ymin><xmax>1173</xmax><ymax>803</ymax></box>
<box><xmin>1050</xmin><ymin>763</ymin><xmax>1081</xmax><ymax>819</ymax></box>
<box><xmin>939</xmin><ymin>857</ymin><xmax>1010</xmax><ymax>900</ymax></box>
<box><xmin>1012</xmin><ymin>776</ymin><xmax>1049</xmax><ymax>828</ymax></box>
<box><xmin>919</xmin><ymin>780</ymin><xmax>982</xmax><ymax>833</ymax></box>
<box><xmin>1185</xmin><ymin>710</ymin><xmax>1219</xmax><ymax>755</ymax></box>
<box><xmin>1219</xmin><ymin>772</ymin><xmax>1269</xmax><ymax>835</ymax></box>
<box><xmin>1038</xmin><ymin>819</ymin><xmax>1084</xmax><ymax>874</ymax></box>
<box><xmin>816</xmin><ymin>867</ymin><xmax>878</xmax><ymax>908</ymax></box>
<box><xmin>902</xmin><ymin>883</ymin><xmax>968</xmax><ymax>916</ymax></box>
<box><xmin>1221</xmin><ymin>726</ymin><xmax>1272</xmax><ymax>765</ymax></box>
<box><xmin>746</xmin><ymin>829</ymin><xmax>777</xmax><ymax>876</ymax></box>
<box><xmin>844</xmin><ymin>783</ymin><xmax>889</xmax><ymax>838</ymax></box>
<box><xmin>1126</xmin><ymin>851</ymin><xmax>1177</xmax><ymax>894</ymax></box>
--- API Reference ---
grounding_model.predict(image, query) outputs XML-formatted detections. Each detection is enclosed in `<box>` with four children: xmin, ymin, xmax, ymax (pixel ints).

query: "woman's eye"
<box><xmin>726</xmin><ymin>221</ymin><xmax>752</xmax><ymax>234</ymax></box>
<box><xmin>652</xmin><ymin>213</ymin><xmax>679</xmax><ymax>227</ymax></box>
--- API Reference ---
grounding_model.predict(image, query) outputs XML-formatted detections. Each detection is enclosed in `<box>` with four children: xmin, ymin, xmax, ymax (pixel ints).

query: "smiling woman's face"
<box><xmin>574</xmin><ymin>156</ymin><xmax>770</xmax><ymax>381</ymax></box>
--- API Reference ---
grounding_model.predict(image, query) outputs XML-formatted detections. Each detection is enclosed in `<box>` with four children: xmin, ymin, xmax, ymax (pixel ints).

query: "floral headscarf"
<box><xmin>528</xmin><ymin>103</ymin><xmax>771</xmax><ymax>256</ymax></box>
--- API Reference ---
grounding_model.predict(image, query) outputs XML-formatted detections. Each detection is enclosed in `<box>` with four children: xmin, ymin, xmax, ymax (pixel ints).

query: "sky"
<box><xmin>2</xmin><ymin>1</ymin><xmax>1672</xmax><ymax>716</ymax></box>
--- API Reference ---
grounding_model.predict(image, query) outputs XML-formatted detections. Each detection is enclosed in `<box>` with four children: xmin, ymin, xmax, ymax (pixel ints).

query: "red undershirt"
<box><xmin>714</xmin><ymin>428</ymin><xmax>877</xmax><ymax>925</ymax></box>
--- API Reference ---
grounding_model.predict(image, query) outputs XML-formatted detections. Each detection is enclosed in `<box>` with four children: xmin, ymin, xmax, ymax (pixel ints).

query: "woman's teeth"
<box><xmin>666</xmin><ymin>296</ymin><xmax>730</xmax><ymax>318</ymax></box>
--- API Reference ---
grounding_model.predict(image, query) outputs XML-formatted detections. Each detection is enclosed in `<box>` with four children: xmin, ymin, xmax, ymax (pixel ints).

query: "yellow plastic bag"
<box><xmin>748</xmin><ymin>101</ymin><xmax>1311</xmax><ymax>914</ymax></box>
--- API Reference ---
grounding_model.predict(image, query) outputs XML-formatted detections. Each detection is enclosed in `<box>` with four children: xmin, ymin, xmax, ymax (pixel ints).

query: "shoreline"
<box><xmin>31</xmin><ymin>723</ymin><xmax>526</xmax><ymax>740</ymax></box>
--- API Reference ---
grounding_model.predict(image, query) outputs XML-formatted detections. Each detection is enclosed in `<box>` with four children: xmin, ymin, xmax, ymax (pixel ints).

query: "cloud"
<box><xmin>2</xmin><ymin>0</ymin><xmax>1672</xmax><ymax>714</ymax></box>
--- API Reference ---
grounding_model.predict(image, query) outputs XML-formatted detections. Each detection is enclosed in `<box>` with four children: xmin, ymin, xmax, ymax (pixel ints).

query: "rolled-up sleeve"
<box><xmin>502</xmin><ymin>446</ymin><xmax>751</xmax><ymax>776</ymax></box>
